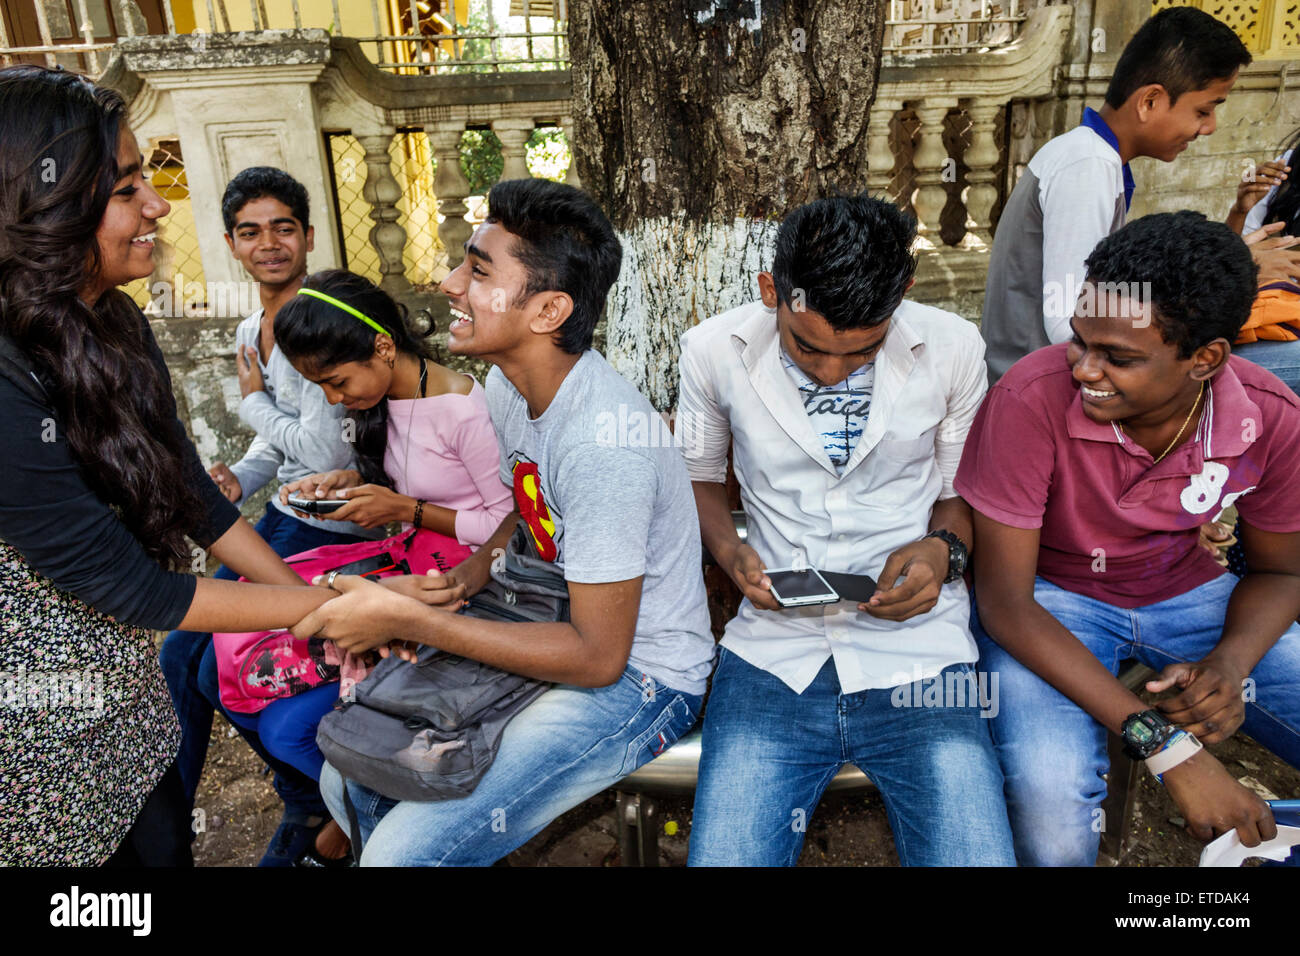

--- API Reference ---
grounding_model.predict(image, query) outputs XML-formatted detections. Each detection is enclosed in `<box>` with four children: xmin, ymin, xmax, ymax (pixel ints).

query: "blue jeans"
<box><xmin>319</xmin><ymin>665</ymin><xmax>703</xmax><ymax>866</ymax></box>
<box><xmin>1233</xmin><ymin>339</ymin><xmax>1300</xmax><ymax>397</ymax></box>
<box><xmin>159</xmin><ymin>502</ymin><xmax>366</xmax><ymax>815</ymax></box>
<box><xmin>972</xmin><ymin>574</ymin><xmax>1300</xmax><ymax>866</ymax></box>
<box><xmin>225</xmin><ymin>682</ymin><xmax>340</xmax><ymax>781</ymax></box>
<box><xmin>688</xmin><ymin>647</ymin><xmax>1015</xmax><ymax>866</ymax></box>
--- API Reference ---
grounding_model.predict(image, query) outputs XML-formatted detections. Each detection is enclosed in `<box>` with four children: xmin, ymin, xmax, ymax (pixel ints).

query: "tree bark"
<box><xmin>570</xmin><ymin>0</ymin><xmax>887</xmax><ymax>408</ymax></box>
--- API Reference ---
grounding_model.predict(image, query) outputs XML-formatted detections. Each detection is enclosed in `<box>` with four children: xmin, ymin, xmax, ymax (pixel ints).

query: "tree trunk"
<box><xmin>570</xmin><ymin>0</ymin><xmax>888</xmax><ymax>408</ymax></box>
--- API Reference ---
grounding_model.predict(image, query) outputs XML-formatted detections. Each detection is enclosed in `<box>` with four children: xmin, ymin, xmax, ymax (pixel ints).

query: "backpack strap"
<box><xmin>0</xmin><ymin>333</ymin><xmax>49</xmax><ymax>404</ymax></box>
<box><xmin>341</xmin><ymin>778</ymin><xmax>365</xmax><ymax>864</ymax></box>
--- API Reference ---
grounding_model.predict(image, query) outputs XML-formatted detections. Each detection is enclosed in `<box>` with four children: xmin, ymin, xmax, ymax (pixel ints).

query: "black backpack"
<box><xmin>316</xmin><ymin>520</ymin><xmax>569</xmax><ymax>805</ymax></box>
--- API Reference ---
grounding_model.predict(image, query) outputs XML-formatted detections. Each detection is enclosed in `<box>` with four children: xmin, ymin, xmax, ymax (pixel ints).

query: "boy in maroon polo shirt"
<box><xmin>958</xmin><ymin>211</ymin><xmax>1300</xmax><ymax>866</ymax></box>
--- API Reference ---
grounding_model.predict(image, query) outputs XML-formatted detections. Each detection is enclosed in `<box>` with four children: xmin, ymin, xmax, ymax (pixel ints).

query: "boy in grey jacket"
<box><xmin>160</xmin><ymin>168</ymin><xmax>371</xmax><ymax>868</ymax></box>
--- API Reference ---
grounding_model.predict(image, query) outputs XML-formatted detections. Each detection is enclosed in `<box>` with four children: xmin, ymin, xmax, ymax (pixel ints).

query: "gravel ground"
<box><xmin>191</xmin><ymin>710</ymin><xmax>1300</xmax><ymax>867</ymax></box>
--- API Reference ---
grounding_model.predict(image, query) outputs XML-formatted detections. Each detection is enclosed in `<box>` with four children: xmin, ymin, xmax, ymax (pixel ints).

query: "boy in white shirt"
<box><xmin>981</xmin><ymin>6</ymin><xmax>1251</xmax><ymax>383</ymax></box>
<box><xmin>681</xmin><ymin>195</ymin><xmax>1013</xmax><ymax>866</ymax></box>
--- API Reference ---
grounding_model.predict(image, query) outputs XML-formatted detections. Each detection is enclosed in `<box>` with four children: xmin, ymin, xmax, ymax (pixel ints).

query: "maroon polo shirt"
<box><xmin>955</xmin><ymin>345</ymin><xmax>1300</xmax><ymax>608</ymax></box>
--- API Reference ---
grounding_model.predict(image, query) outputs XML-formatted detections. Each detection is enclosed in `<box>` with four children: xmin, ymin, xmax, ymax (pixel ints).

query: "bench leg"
<box><xmin>615</xmin><ymin>792</ymin><xmax>660</xmax><ymax>867</ymax></box>
<box><xmin>1099</xmin><ymin>731</ymin><xmax>1141</xmax><ymax>864</ymax></box>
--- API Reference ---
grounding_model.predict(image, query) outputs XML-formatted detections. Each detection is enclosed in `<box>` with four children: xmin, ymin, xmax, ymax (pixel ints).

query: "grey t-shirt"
<box><xmin>485</xmin><ymin>351</ymin><xmax>715</xmax><ymax>696</ymax></box>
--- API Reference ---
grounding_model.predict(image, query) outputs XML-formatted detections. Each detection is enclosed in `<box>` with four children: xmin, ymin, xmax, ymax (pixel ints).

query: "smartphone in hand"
<box><xmin>765</xmin><ymin>568</ymin><xmax>841</xmax><ymax>608</ymax></box>
<box><xmin>286</xmin><ymin>494</ymin><xmax>348</xmax><ymax>515</ymax></box>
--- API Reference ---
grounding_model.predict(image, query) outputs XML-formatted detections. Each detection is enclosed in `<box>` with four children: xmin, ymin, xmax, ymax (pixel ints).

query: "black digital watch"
<box><xmin>1121</xmin><ymin>709</ymin><xmax>1177</xmax><ymax>761</ymax></box>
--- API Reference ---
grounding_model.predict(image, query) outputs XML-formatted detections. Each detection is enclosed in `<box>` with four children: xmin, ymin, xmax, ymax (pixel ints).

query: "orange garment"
<box><xmin>1235</xmin><ymin>285</ymin><xmax>1300</xmax><ymax>344</ymax></box>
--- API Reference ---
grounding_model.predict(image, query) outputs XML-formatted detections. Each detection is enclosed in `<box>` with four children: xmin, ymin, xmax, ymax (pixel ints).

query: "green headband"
<box><xmin>296</xmin><ymin>288</ymin><xmax>390</xmax><ymax>337</ymax></box>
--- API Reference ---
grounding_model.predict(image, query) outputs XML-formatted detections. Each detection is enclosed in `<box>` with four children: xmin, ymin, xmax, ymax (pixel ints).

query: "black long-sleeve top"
<box><xmin>0</xmin><ymin>310</ymin><xmax>240</xmax><ymax>630</ymax></box>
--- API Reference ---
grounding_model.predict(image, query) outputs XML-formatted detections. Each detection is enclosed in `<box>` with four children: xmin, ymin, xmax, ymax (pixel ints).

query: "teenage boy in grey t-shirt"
<box><xmin>302</xmin><ymin>179</ymin><xmax>714</xmax><ymax>866</ymax></box>
<box><xmin>485</xmin><ymin>353</ymin><xmax>713</xmax><ymax>696</ymax></box>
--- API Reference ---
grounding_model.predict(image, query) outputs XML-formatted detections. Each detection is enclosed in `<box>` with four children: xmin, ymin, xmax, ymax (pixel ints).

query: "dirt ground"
<box><xmin>192</xmin><ymin>709</ymin><xmax>1300</xmax><ymax>868</ymax></box>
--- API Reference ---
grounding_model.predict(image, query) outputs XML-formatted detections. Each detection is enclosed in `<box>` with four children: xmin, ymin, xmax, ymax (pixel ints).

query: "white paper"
<box><xmin>1198</xmin><ymin>825</ymin><xmax>1300</xmax><ymax>867</ymax></box>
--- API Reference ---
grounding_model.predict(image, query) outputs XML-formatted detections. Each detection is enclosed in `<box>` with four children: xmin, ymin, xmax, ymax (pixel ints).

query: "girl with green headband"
<box><xmin>211</xmin><ymin>270</ymin><xmax>512</xmax><ymax>855</ymax></box>
<box><xmin>273</xmin><ymin>269</ymin><xmax>510</xmax><ymax>541</ymax></box>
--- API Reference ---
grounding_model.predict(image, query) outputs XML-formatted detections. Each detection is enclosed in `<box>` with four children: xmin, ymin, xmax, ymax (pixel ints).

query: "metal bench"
<box><xmin>610</xmin><ymin>506</ymin><xmax>1153</xmax><ymax>865</ymax></box>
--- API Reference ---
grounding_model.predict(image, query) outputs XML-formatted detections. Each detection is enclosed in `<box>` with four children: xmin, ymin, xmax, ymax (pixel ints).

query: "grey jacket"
<box><xmin>228</xmin><ymin>310</ymin><xmax>376</xmax><ymax>539</ymax></box>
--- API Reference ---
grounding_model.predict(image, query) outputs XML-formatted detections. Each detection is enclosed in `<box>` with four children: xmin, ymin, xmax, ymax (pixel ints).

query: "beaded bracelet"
<box><xmin>413</xmin><ymin>498</ymin><xmax>427</xmax><ymax>529</ymax></box>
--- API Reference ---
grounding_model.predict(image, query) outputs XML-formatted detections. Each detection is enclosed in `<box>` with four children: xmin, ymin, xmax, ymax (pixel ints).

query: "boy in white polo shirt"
<box><xmin>982</xmin><ymin>6</ymin><xmax>1250</xmax><ymax>383</ymax></box>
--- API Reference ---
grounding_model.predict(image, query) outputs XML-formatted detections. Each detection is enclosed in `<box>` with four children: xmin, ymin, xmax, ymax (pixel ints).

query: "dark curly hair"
<box><xmin>1084</xmin><ymin>210</ymin><xmax>1259</xmax><ymax>359</ymax></box>
<box><xmin>221</xmin><ymin>166</ymin><xmax>310</xmax><ymax>234</ymax></box>
<box><xmin>771</xmin><ymin>194</ymin><xmax>917</xmax><ymax>330</ymax></box>
<box><xmin>0</xmin><ymin>65</ymin><xmax>208</xmax><ymax>566</ymax></box>
<box><xmin>273</xmin><ymin>269</ymin><xmax>435</xmax><ymax>488</ymax></box>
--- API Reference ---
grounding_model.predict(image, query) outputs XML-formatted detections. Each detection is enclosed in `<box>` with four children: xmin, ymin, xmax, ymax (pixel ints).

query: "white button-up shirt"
<box><xmin>677</xmin><ymin>298</ymin><xmax>988</xmax><ymax>694</ymax></box>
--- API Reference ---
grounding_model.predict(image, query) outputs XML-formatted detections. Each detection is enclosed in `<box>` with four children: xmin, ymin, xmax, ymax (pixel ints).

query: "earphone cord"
<box><xmin>400</xmin><ymin>356</ymin><xmax>428</xmax><ymax>500</ymax></box>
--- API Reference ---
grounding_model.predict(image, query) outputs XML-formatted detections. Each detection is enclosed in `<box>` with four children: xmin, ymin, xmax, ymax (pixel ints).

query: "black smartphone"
<box><xmin>819</xmin><ymin>571</ymin><xmax>878</xmax><ymax>605</ymax></box>
<box><xmin>286</xmin><ymin>494</ymin><xmax>348</xmax><ymax>515</ymax></box>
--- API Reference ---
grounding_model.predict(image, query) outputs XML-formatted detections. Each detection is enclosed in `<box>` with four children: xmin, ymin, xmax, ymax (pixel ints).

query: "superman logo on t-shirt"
<box><xmin>511</xmin><ymin>458</ymin><xmax>559</xmax><ymax>562</ymax></box>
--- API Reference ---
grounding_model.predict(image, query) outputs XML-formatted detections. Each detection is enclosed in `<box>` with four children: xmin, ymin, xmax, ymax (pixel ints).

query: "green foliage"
<box><xmin>459</xmin><ymin>129</ymin><xmax>503</xmax><ymax>195</ymax></box>
<box><xmin>526</xmin><ymin>127</ymin><xmax>572</xmax><ymax>182</ymax></box>
<box><xmin>454</xmin><ymin>127</ymin><xmax>573</xmax><ymax>194</ymax></box>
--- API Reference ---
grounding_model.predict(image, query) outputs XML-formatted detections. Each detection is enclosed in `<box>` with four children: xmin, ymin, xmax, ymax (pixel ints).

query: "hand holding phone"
<box><xmin>286</xmin><ymin>495</ymin><xmax>348</xmax><ymax>515</ymax></box>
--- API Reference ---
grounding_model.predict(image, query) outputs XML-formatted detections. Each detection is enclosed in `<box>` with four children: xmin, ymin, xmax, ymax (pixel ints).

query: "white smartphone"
<box><xmin>765</xmin><ymin>567</ymin><xmax>840</xmax><ymax>608</ymax></box>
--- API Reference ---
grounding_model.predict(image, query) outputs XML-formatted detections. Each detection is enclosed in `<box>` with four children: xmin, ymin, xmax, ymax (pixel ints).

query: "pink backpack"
<box><xmin>213</xmin><ymin>528</ymin><xmax>473</xmax><ymax>714</ymax></box>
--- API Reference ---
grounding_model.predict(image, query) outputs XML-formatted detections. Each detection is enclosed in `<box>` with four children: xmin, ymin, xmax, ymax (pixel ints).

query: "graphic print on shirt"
<box><xmin>1179</xmin><ymin>461</ymin><xmax>1255</xmax><ymax>516</ymax></box>
<box><xmin>511</xmin><ymin>457</ymin><xmax>560</xmax><ymax>562</ymax></box>
<box><xmin>780</xmin><ymin>348</ymin><xmax>874</xmax><ymax>470</ymax></box>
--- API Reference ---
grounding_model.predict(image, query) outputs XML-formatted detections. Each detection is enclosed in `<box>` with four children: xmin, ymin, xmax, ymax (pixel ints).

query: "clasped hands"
<box><xmin>290</xmin><ymin>555</ymin><xmax>485</xmax><ymax>664</ymax></box>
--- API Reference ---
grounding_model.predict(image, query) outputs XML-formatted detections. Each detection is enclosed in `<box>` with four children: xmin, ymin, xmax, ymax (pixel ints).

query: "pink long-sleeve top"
<box><xmin>383</xmin><ymin>377</ymin><xmax>513</xmax><ymax>547</ymax></box>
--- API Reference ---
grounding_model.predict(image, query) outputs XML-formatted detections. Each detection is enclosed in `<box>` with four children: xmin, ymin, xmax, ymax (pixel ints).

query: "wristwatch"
<box><xmin>924</xmin><ymin>529</ymin><xmax>968</xmax><ymax>583</ymax></box>
<box><xmin>1121</xmin><ymin>709</ymin><xmax>1177</xmax><ymax>760</ymax></box>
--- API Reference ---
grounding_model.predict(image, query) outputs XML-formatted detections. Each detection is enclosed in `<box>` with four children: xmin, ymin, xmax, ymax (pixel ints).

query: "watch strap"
<box><xmin>1146</xmin><ymin>730</ymin><xmax>1203</xmax><ymax>779</ymax></box>
<box><xmin>924</xmin><ymin>529</ymin><xmax>966</xmax><ymax>583</ymax></box>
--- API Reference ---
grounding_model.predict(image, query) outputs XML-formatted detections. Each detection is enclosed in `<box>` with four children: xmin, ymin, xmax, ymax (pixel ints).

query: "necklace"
<box><xmin>1121</xmin><ymin>380</ymin><xmax>1205</xmax><ymax>464</ymax></box>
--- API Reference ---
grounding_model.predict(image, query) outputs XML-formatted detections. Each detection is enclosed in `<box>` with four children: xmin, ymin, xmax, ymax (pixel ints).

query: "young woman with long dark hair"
<box><xmin>0</xmin><ymin>67</ymin><xmax>344</xmax><ymax>866</ymax></box>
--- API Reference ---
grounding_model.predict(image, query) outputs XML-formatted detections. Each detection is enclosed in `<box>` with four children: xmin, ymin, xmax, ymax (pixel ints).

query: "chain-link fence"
<box><xmin>327</xmin><ymin>124</ymin><xmax>572</xmax><ymax>290</ymax></box>
<box><xmin>122</xmin><ymin>138</ymin><xmax>207</xmax><ymax>315</ymax></box>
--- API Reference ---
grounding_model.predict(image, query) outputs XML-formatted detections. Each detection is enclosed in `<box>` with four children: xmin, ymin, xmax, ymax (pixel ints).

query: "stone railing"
<box><xmin>320</xmin><ymin>36</ymin><xmax>577</xmax><ymax>286</ymax></box>
<box><xmin>871</xmin><ymin>4</ymin><xmax>1071</xmax><ymax>306</ymax></box>
<box><xmin>95</xmin><ymin>5</ymin><xmax>1078</xmax><ymax>466</ymax></box>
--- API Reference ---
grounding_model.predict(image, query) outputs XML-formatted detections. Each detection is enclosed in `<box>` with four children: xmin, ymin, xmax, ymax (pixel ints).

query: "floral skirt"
<box><xmin>0</xmin><ymin>542</ymin><xmax>180</xmax><ymax>865</ymax></box>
